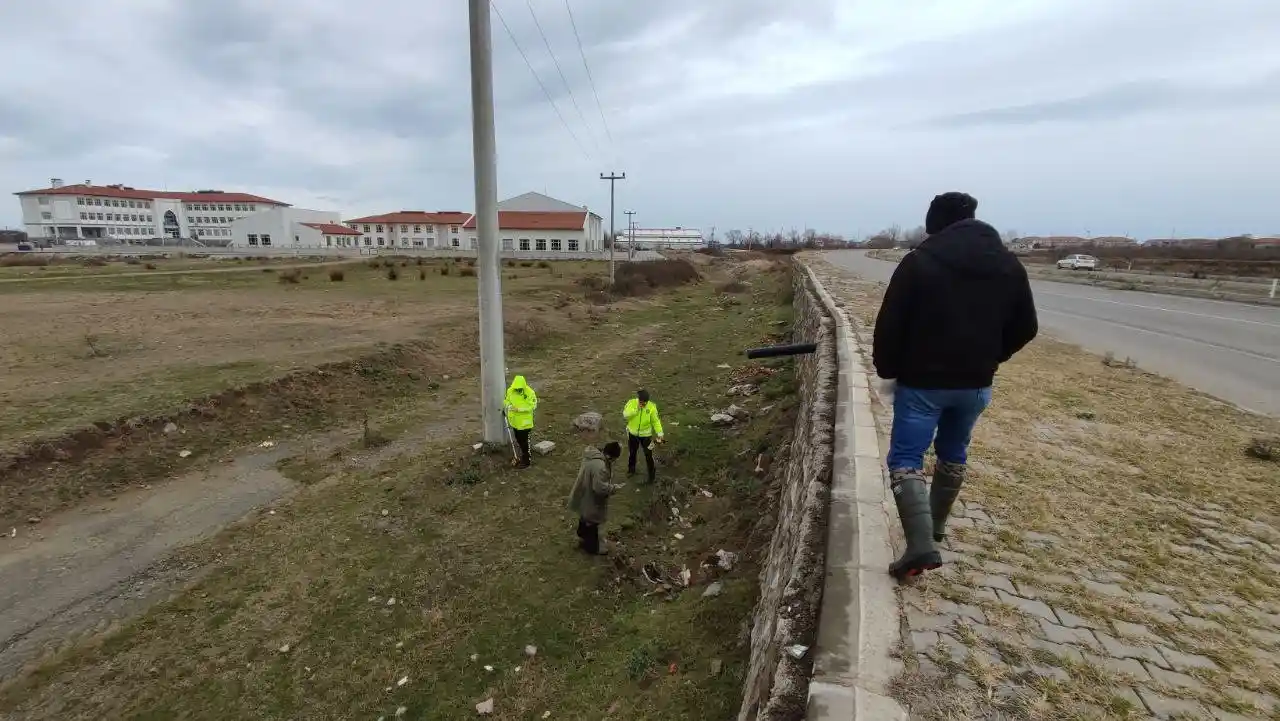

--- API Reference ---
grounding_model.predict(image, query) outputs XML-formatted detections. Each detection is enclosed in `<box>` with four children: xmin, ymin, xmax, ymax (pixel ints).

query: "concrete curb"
<box><xmin>799</xmin><ymin>261</ymin><xmax>909</xmax><ymax>721</ymax></box>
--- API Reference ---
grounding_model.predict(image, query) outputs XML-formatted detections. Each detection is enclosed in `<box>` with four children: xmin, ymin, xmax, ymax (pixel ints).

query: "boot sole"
<box><xmin>889</xmin><ymin>553</ymin><xmax>943</xmax><ymax>581</ymax></box>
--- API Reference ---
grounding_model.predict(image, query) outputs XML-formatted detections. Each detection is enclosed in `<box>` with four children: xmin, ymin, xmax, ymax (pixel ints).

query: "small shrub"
<box><xmin>124</xmin><ymin>257</ymin><xmax>141</xmax><ymax>265</ymax></box>
<box><xmin>460</xmin><ymin>267</ymin><xmax>477</xmax><ymax>277</ymax></box>
<box><xmin>1246</xmin><ymin>436</ymin><xmax>1278</xmax><ymax>462</ymax></box>
<box><xmin>440</xmin><ymin>265</ymin><xmax>451</xmax><ymax>276</ymax></box>
<box><xmin>261</xmin><ymin>267</ymin><xmax>274</xmax><ymax>273</ymax></box>
<box><xmin>0</xmin><ymin>254</ymin><xmax>50</xmax><ymax>267</ymax></box>
<box><xmin>716</xmin><ymin>280</ymin><xmax>748</xmax><ymax>294</ymax></box>
<box><xmin>415</xmin><ymin>257</ymin><xmax>424</xmax><ymax>266</ymax></box>
<box><xmin>520</xmin><ymin>261</ymin><xmax>533</xmax><ymax>267</ymax></box>
<box><xmin>505</xmin><ymin>260</ymin><xmax>516</xmax><ymax>268</ymax></box>
<box><xmin>367</xmin><ymin>259</ymin><xmax>381</xmax><ymax>269</ymax></box>
<box><xmin>419</xmin><ymin>269</ymin><xmax>426</xmax><ymax>280</ymax></box>
<box><xmin>386</xmin><ymin>266</ymin><xmax>399</xmax><ymax>281</ymax></box>
<box><xmin>329</xmin><ymin>269</ymin><xmax>345</xmax><ymax>282</ymax></box>
<box><xmin>537</xmin><ymin>260</ymin><xmax>551</xmax><ymax>269</ymax></box>
<box><xmin>610</xmin><ymin>259</ymin><xmax>701</xmax><ymax>298</ymax></box>
<box><xmin>144</xmin><ymin>262</ymin><xmax>157</xmax><ymax>270</ymax></box>
<box><xmin>505</xmin><ymin>318</ymin><xmax>551</xmax><ymax>351</ymax></box>
<box><xmin>83</xmin><ymin>257</ymin><xmax>108</xmax><ymax>267</ymax></box>
<box><xmin>278</xmin><ymin>268</ymin><xmax>302</xmax><ymax>284</ymax></box>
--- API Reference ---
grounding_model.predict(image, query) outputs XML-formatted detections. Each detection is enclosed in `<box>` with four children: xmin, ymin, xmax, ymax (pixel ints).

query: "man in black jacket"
<box><xmin>873</xmin><ymin>192</ymin><xmax>1038</xmax><ymax>580</ymax></box>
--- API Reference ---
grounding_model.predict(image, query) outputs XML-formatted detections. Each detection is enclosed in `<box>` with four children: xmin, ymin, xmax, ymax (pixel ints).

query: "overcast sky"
<box><xmin>2</xmin><ymin>1</ymin><xmax>1279</xmax><ymax>239</ymax></box>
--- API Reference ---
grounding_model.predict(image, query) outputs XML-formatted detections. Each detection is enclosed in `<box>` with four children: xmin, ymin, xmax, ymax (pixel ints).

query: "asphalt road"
<box><xmin>824</xmin><ymin>251</ymin><xmax>1280</xmax><ymax>417</ymax></box>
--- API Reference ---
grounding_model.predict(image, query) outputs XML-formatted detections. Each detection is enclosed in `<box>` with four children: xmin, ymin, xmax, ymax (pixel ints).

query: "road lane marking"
<box><xmin>1036</xmin><ymin>289</ymin><xmax>1280</xmax><ymax>328</ymax></box>
<box><xmin>1038</xmin><ymin>308</ymin><xmax>1280</xmax><ymax>364</ymax></box>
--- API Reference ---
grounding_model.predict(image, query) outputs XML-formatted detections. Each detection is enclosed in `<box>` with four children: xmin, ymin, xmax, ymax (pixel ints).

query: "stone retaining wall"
<box><xmin>737</xmin><ymin>261</ymin><xmax>909</xmax><ymax>721</ymax></box>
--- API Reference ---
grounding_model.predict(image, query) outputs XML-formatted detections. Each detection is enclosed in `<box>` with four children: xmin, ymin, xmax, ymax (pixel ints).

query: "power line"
<box><xmin>524</xmin><ymin>0</ymin><xmax>599</xmax><ymax>157</ymax></box>
<box><xmin>490</xmin><ymin>0</ymin><xmax>591</xmax><ymax>162</ymax></box>
<box><xmin>563</xmin><ymin>0</ymin><xmax>614</xmax><ymax>150</ymax></box>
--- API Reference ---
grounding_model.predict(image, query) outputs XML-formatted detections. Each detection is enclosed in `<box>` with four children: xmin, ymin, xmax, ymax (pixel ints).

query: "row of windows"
<box><xmin>336</xmin><ymin>236</ymin><xmax>581</xmax><ymax>251</ymax></box>
<box><xmin>186</xmin><ymin>203</ymin><xmax>256</xmax><ymax>212</ymax></box>
<box><xmin>196</xmin><ymin>229</ymin><xmax>232</xmax><ymax>237</ymax></box>
<box><xmin>79</xmin><ymin>212</ymin><xmax>155</xmax><ymax>222</ymax></box>
<box><xmin>191</xmin><ymin>216</ymin><xmax>233</xmax><ymax>224</ymax></box>
<box><xmin>107</xmin><ymin>227</ymin><xmax>153</xmax><ymax>236</ymax></box>
<box><xmin>246</xmin><ymin>234</ymin><xmax>273</xmax><ymax>246</ymax></box>
<box><xmin>357</xmin><ymin>224</ymin><xmax>460</xmax><ymax>234</ymax></box>
<box><xmin>72</xmin><ymin>197</ymin><xmax>153</xmax><ymax>209</ymax></box>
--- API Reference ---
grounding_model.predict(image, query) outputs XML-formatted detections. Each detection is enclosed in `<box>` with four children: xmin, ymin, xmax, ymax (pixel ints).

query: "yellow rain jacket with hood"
<box><xmin>623</xmin><ymin>397</ymin><xmax>663</xmax><ymax>438</ymax></box>
<box><xmin>504</xmin><ymin>376</ymin><xmax>538</xmax><ymax>430</ymax></box>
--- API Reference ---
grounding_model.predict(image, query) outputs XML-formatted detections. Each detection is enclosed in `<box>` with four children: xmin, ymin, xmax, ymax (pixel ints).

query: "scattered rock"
<box><xmin>178</xmin><ymin>450</ymin><xmax>192</xmax><ymax>458</ymax></box>
<box><xmin>710</xmin><ymin>413</ymin><xmax>735</xmax><ymax>426</ymax></box>
<box><xmin>278</xmin><ymin>644</ymin><xmax>291</xmax><ymax>653</ymax></box>
<box><xmin>1246</xmin><ymin>436</ymin><xmax>1277</xmax><ymax>461</ymax></box>
<box><xmin>533</xmin><ymin>440</ymin><xmax>556</xmax><ymax>456</ymax></box>
<box><xmin>542</xmin><ymin>712</ymin><xmax>552</xmax><ymax>719</ymax></box>
<box><xmin>715</xmin><ymin>549</ymin><xmax>738</xmax><ymax>570</ymax></box>
<box><xmin>395</xmin><ymin>707</ymin><xmax>407</xmax><ymax>718</ymax></box>
<box><xmin>572</xmin><ymin>412</ymin><xmax>603</xmax><ymax>432</ymax></box>
<box><xmin>710</xmin><ymin>659</ymin><xmax>723</xmax><ymax>676</ymax></box>
<box><xmin>524</xmin><ymin>645</ymin><xmax>538</xmax><ymax>657</ymax></box>
<box><xmin>26</xmin><ymin>517</ymin><xmax>40</xmax><ymax>525</ymax></box>
<box><xmin>726</xmin><ymin>404</ymin><xmax>750</xmax><ymax>419</ymax></box>
<box><xmin>726</xmin><ymin>384</ymin><xmax>758</xmax><ymax>397</ymax></box>
<box><xmin>702</xmin><ymin>582</ymin><xmax>724</xmax><ymax>598</ymax></box>
<box><xmin>259</xmin><ymin>440</ymin><xmax>275</xmax><ymax>448</ymax></box>
<box><xmin>1075</xmin><ymin>410</ymin><xmax>1096</xmax><ymax>420</ymax></box>
<box><xmin>397</xmin><ymin>676</ymin><xmax>408</xmax><ymax>687</ymax></box>
<box><xmin>476</xmin><ymin>698</ymin><xmax>494</xmax><ymax>715</ymax></box>
<box><xmin>443</xmin><ymin>374</ymin><xmax>451</xmax><ymax>381</ymax></box>
<box><xmin>163</xmin><ymin>422</ymin><xmax>179</xmax><ymax>434</ymax></box>
<box><xmin>470</xmin><ymin>653</ymin><xmax>479</xmax><ymax>662</ymax></box>
<box><xmin>387</xmin><ymin>597</ymin><xmax>396</xmax><ymax>606</ymax></box>
<box><xmin>716</xmin><ymin>363</ymin><xmax>731</xmax><ymax>369</ymax></box>
<box><xmin>472</xmin><ymin>442</ymin><xmax>484</xmax><ymax>452</ymax></box>
<box><xmin>784</xmin><ymin>644</ymin><xmax>809</xmax><ymax>659</ymax></box>
<box><xmin>381</xmin><ymin>509</ymin><xmax>389</xmax><ymax>516</ymax></box>
<box><xmin>484</xmin><ymin>665</ymin><xmax>494</xmax><ymax>672</ymax></box>
<box><xmin>8</xmin><ymin>528</ymin><xmax>15</xmax><ymax>539</ymax></box>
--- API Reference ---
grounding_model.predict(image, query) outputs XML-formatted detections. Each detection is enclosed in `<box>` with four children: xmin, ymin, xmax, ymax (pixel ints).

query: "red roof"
<box><xmin>15</xmin><ymin>183</ymin><xmax>287</xmax><ymax>205</ymax></box>
<box><xmin>301</xmin><ymin>222</ymin><xmax>362</xmax><ymax>236</ymax></box>
<box><xmin>346</xmin><ymin>211</ymin><xmax>473</xmax><ymax>225</ymax></box>
<box><xmin>463</xmin><ymin>211</ymin><xmax>586</xmax><ymax>231</ymax></box>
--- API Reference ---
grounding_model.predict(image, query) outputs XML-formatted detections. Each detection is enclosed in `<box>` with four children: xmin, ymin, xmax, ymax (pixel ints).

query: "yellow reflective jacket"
<box><xmin>623</xmin><ymin>398</ymin><xmax>664</xmax><ymax>438</ymax></box>
<box><xmin>504</xmin><ymin>376</ymin><xmax>538</xmax><ymax>430</ymax></box>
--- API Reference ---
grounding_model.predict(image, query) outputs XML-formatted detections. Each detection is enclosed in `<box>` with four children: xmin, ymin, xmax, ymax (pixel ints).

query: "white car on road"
<box><xmin>1057</xmin><ymin>254</ymin><xmax>1098</xmax><ymax>271</ymax></box>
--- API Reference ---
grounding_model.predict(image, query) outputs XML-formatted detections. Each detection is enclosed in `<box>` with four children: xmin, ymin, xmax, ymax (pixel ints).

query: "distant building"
<box><xmin>343</xmin><ymin>211</ymin><xmax>473</xmax><ymax>250</ymax></box>
<box><xmin>626</xmin><ymin>227</ymin><xmax>705</xmax><ymax>250</ymax></box>
<box><xmin>13</xmin><ymin>179</ymin><xmax>288</xmax><ymax>244</ymax></box>
<box><xmin>1017</xmin><ymin>235</ymin><xmax>1136</xmax><ymax>250</ymax></box>
<box><xmin>229</xmin><ymin>208</ymin><xmax>360</xmax><ymax>250</ymax></box>
<box><xmin>462</xmin><ymin>210</ymin><xmax>603</xmax><ymax>253</ymax></box>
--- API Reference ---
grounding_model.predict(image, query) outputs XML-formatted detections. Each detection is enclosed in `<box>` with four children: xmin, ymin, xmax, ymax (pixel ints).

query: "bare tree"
<box><xmin>865</xmin><ymin>234</ymin><xmax>896</xmax><ymax>249</ymax></box>
<box><xmin>724</xmin><ymin>229</ymin><xmax>744</xmax><ymax>247</ymax></box>
<box><xmin>903</xmin><ymin>225</ymin><xmax>927</xmax><ymax>248</ymax></box>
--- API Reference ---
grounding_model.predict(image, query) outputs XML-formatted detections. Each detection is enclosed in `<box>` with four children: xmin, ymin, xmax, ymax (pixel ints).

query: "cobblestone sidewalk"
<box><xmin>809</xmin><ymin>258</ymin><xmax>1280</xmax><ymax>721</ymax></box>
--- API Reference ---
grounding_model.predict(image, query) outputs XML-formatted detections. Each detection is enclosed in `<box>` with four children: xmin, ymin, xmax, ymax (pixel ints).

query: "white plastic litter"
<box><xmin>476</xmin><ymin>698</ymin><xmax>494</xmax><ymax>715</ymax></box>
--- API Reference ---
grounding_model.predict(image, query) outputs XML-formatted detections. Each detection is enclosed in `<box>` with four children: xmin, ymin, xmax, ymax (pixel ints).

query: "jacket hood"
<box><xmin>582</xmin><ymin>446</ymin><xmax>606</xmax><ymax>461</ymax></box>
<box><xmin>509</xmin><ymin>375</ymin><xmax>529</xmax><ymax>391</ymax></box>
<box><xmin>914</xmin><ymin>219</ymin><xmax>1021</xmax><ymax>277</ymax></box>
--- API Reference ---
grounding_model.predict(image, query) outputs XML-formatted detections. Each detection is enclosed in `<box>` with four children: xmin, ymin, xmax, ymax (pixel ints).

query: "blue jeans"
<box><xmin>886</xmin><ymin>385</ymin><xmax>992</xmax><ymax>471</ymax></box>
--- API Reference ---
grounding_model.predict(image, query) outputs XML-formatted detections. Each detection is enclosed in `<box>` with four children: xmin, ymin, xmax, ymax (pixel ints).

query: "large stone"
<box><xmin>571</xmin><ymin>412</ymin><xmax>602</xmax><ymax>432</ymax></box>
<box><xmin>710</xmin><ymin>412</ymin><xmax>736</xmax><ymax>426</ymax></box>
<box><xmin>533</xmin><ymin>440</ymin><xmax>556</xmax><ymax>456</ymax></box>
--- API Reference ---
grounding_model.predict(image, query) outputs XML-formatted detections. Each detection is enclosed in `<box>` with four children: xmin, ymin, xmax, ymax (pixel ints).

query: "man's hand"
<box><xmin>655</xmin><ymin>436</ymin><xmax>665</xmax><ymax>445</ymax></box>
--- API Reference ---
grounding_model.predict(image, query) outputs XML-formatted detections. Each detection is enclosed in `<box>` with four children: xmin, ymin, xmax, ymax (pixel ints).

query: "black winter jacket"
<box><xmin>872</xmin><ymin>219</ymin><xmax>1038</xmax><ymax>389</ymax></box>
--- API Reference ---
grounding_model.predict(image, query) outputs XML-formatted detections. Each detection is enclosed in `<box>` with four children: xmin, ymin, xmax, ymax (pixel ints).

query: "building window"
<box><xmin>364</xmin><ymin>238</ymin><xmax>372</xmax><ymax>246</ymax></box>
<box><xmin>377</xmin><ymin>237</ymin><xmax>385</xmax><ymax>246</ymax></box>
<box><xmin>198</xmin><ymin>229</ymin><xmax>206</xmax><ymax>237</ymax></box>
<box><xmin>550</xmin><ymin>238</ymin><xmax>562</xmax><ymax>251</ymax></box>
<box><xmin>96</xmin><ymin>212</ymin><xmax>104</xmax><ymax>220</ymax></box>
<box><xmin>41</xmin><ymin>211</ymin><xmax>52</xmax><ymax>220</ymax></box>
<box><xmin>130</xmin><ymin>214</ymin><xmax>138</xmax><ymax>221</ymax></box>
<box><xmin>470</xmin><ymin>238</ymin><xmax>478</xmax><ymax>250</ymax></box>
<box><xmin>326</xmin><ymin>236</ymin><xmax>332</xmax><ymax>247</ymax></box>
<box><xmin>363</xmin><ymin>225</ymin><xmax>371</xmax><ymax>232</ymax></box>
<box><xmin>248</xmin><ymin>234</ymin><xmax>259</xmax><ymax>246</ymax></box>
<box><xmin>413</xmin><ymin>240</ymin><xmax>424</xmax><ymax>247</ymax></box>
<box><xmin>79</xmin><ymin>212</ymin><xmax>87</xmax><ymax>220</ymax></box>
<box><xmin>451</xmin><ymin>238</ymin><xmax>460</xmax><ymax>248</ymax></box>
<box><xmin>248</xmin><ymin>204</ymin><xmax>256</xmax><ymax>212</ymax></box>
<box><xmin>502</xmin><ymin>238</ymin><xmax>513</xmax><ymax>251</ymax></box>
<box><xmin>535</xmin><ymin>238</ymin><xmax>547</xmax><ymax>251</ymax></box>
<box><xmin>146</xmin><ymin>214</ymin><xmax>153</xmax><ymax>222</ymax></box>
<box><xmin>413</xmin><ymin>225</ymin><xmax>421</xmax><ymax>233</ymax></box>
<box><xmin>450</xmin><ymin>226</ymin><xmax>459</xmax><ymax>234</ymax></box>
<box><xmin>568</xmin><ymin>238</ymin><xmax>579</xmax><ymax>251</ymax></box>
<box><xmin>38</xmin><ymin>196</ymin><xmax>49</xmax><ymax>205</ymax></box>
<box><xmin>375</xmin><ymin>224</ymin><xmax>383</xmax><ymax>232</ymax></box>
<box><xmin>519</xmin><ymin>238</ymin><xmax>530</xmax><ymax>251</ymax></box>
<box><xmin>261</xmin><ymin>234</ymin><xmax>272</xmax><ymax>246</ymax></box>
<box><xmin>77</xmin><ymin>198</ymin><xmax>85</xmax><ymax>205</ymax></box>
<box><xmin>400</xmin><ymin>225</ymin><xmax>408</xmax><ymax>232</ymax></box>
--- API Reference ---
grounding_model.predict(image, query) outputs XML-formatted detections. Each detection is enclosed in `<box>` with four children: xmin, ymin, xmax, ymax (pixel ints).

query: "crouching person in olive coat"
<box><xmin>567</xmin><ymin>442</ymin><xmax>624</xmax><ymax>555</ymax></box>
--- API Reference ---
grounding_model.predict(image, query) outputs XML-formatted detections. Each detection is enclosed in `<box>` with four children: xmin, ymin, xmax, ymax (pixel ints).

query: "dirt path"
<box><xmin>0</xmin><ymin>443</ymin><xmax>300</xmax><ymax>679</ymax></box>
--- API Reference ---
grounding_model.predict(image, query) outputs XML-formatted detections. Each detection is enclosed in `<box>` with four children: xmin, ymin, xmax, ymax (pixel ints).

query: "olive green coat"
<box><xmin>567</xmin><ymin>446</ymin><xmax>622</xmax><ymax>524</ymax></box>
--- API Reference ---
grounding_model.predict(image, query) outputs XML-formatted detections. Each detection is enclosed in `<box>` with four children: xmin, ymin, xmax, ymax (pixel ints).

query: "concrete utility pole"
<box><xmin>624</xmin><ymin>209</ymin><xmax>636</xmax><ymax>260</ymax></box>
<box><xmin>600</xmin><ymin>171</ymin><xmax>625</xmax><ymax>284</ymax></box>
<box><xmin>468</xmin><ymin>0</ymin><xmax>507</xmax><ymax>444</ymax></box>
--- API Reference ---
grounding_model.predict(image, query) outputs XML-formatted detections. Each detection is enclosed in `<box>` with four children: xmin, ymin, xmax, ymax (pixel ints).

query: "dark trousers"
<box><xmin>576</xmin><ymin>517</ymin><xmax>600</xmax><ymax>554</ymax></box>
<box><xmin>512</xmin><ymin>428</ymin><xmax>531</xmax><ymax>465</ymax></box>
<box><xmin>628</xmin><ymin>433</ymin><xmax>655</xmax><ymax>482</ymax></box>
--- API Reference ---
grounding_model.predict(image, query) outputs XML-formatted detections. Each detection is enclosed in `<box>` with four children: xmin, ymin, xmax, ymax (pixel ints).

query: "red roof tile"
<box><xmin>346</xmin><ymin>211</ymin><xmax>473</xmax><ymax>225</ymax></box>
<box><xmin>462</xmin><ymin>211</ymin><xmax>586</xmax><ymax>231</ymax></box>
<box><xmin>301</xmin><ymin>222</ymin><xmax>362</xmax><ymax>236</ymax></box>
<box><xmin>15</xmin><ymin>183</ymin><xmax>287</xmax><ymax>205</ymax></box>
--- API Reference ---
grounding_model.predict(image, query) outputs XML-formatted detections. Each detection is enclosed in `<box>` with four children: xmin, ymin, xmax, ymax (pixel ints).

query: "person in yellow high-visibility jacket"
<box><xmin>504</xmin><ymin>375</ymin><xmax>538</xmax><ymax>468</ymax></box>
<box><xmin>622</xmin><ymin>389</ymin><xmax>664</xmax><ymax>483</ymax></box>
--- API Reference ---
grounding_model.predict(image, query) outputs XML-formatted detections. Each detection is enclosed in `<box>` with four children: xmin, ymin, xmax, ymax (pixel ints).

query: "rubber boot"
<box><xmin>888</xmin><ymin>469</ymin><xmax>943</xmax><ymax>581</ymax></box>
<box><xmin>930</xmin><ymin>461</ymin><xmax>966</xmax><ymax>543</ymax></box>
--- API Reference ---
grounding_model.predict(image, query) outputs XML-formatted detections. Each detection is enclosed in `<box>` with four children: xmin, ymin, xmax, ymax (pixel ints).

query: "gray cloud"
<box><xmin>3</xmin><ymin>0</ymin><xmax>1280</xmax><ymax>239</ymax></box>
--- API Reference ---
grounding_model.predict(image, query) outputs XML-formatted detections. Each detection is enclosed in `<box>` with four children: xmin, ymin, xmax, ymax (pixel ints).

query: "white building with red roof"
<box><xmin>14</xmin><ymin>178</ymin><xmax>290</xmax><ymax>244</ymax></box>
<box><xmin>228</xmin><ymin>207</ymin><xmax>361</xmax><ymax>250</ymax></box>
<box><xmin>343</xmin><ymin>210</ymin><xmax>474</xmax><ymax>250</ymax></box>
